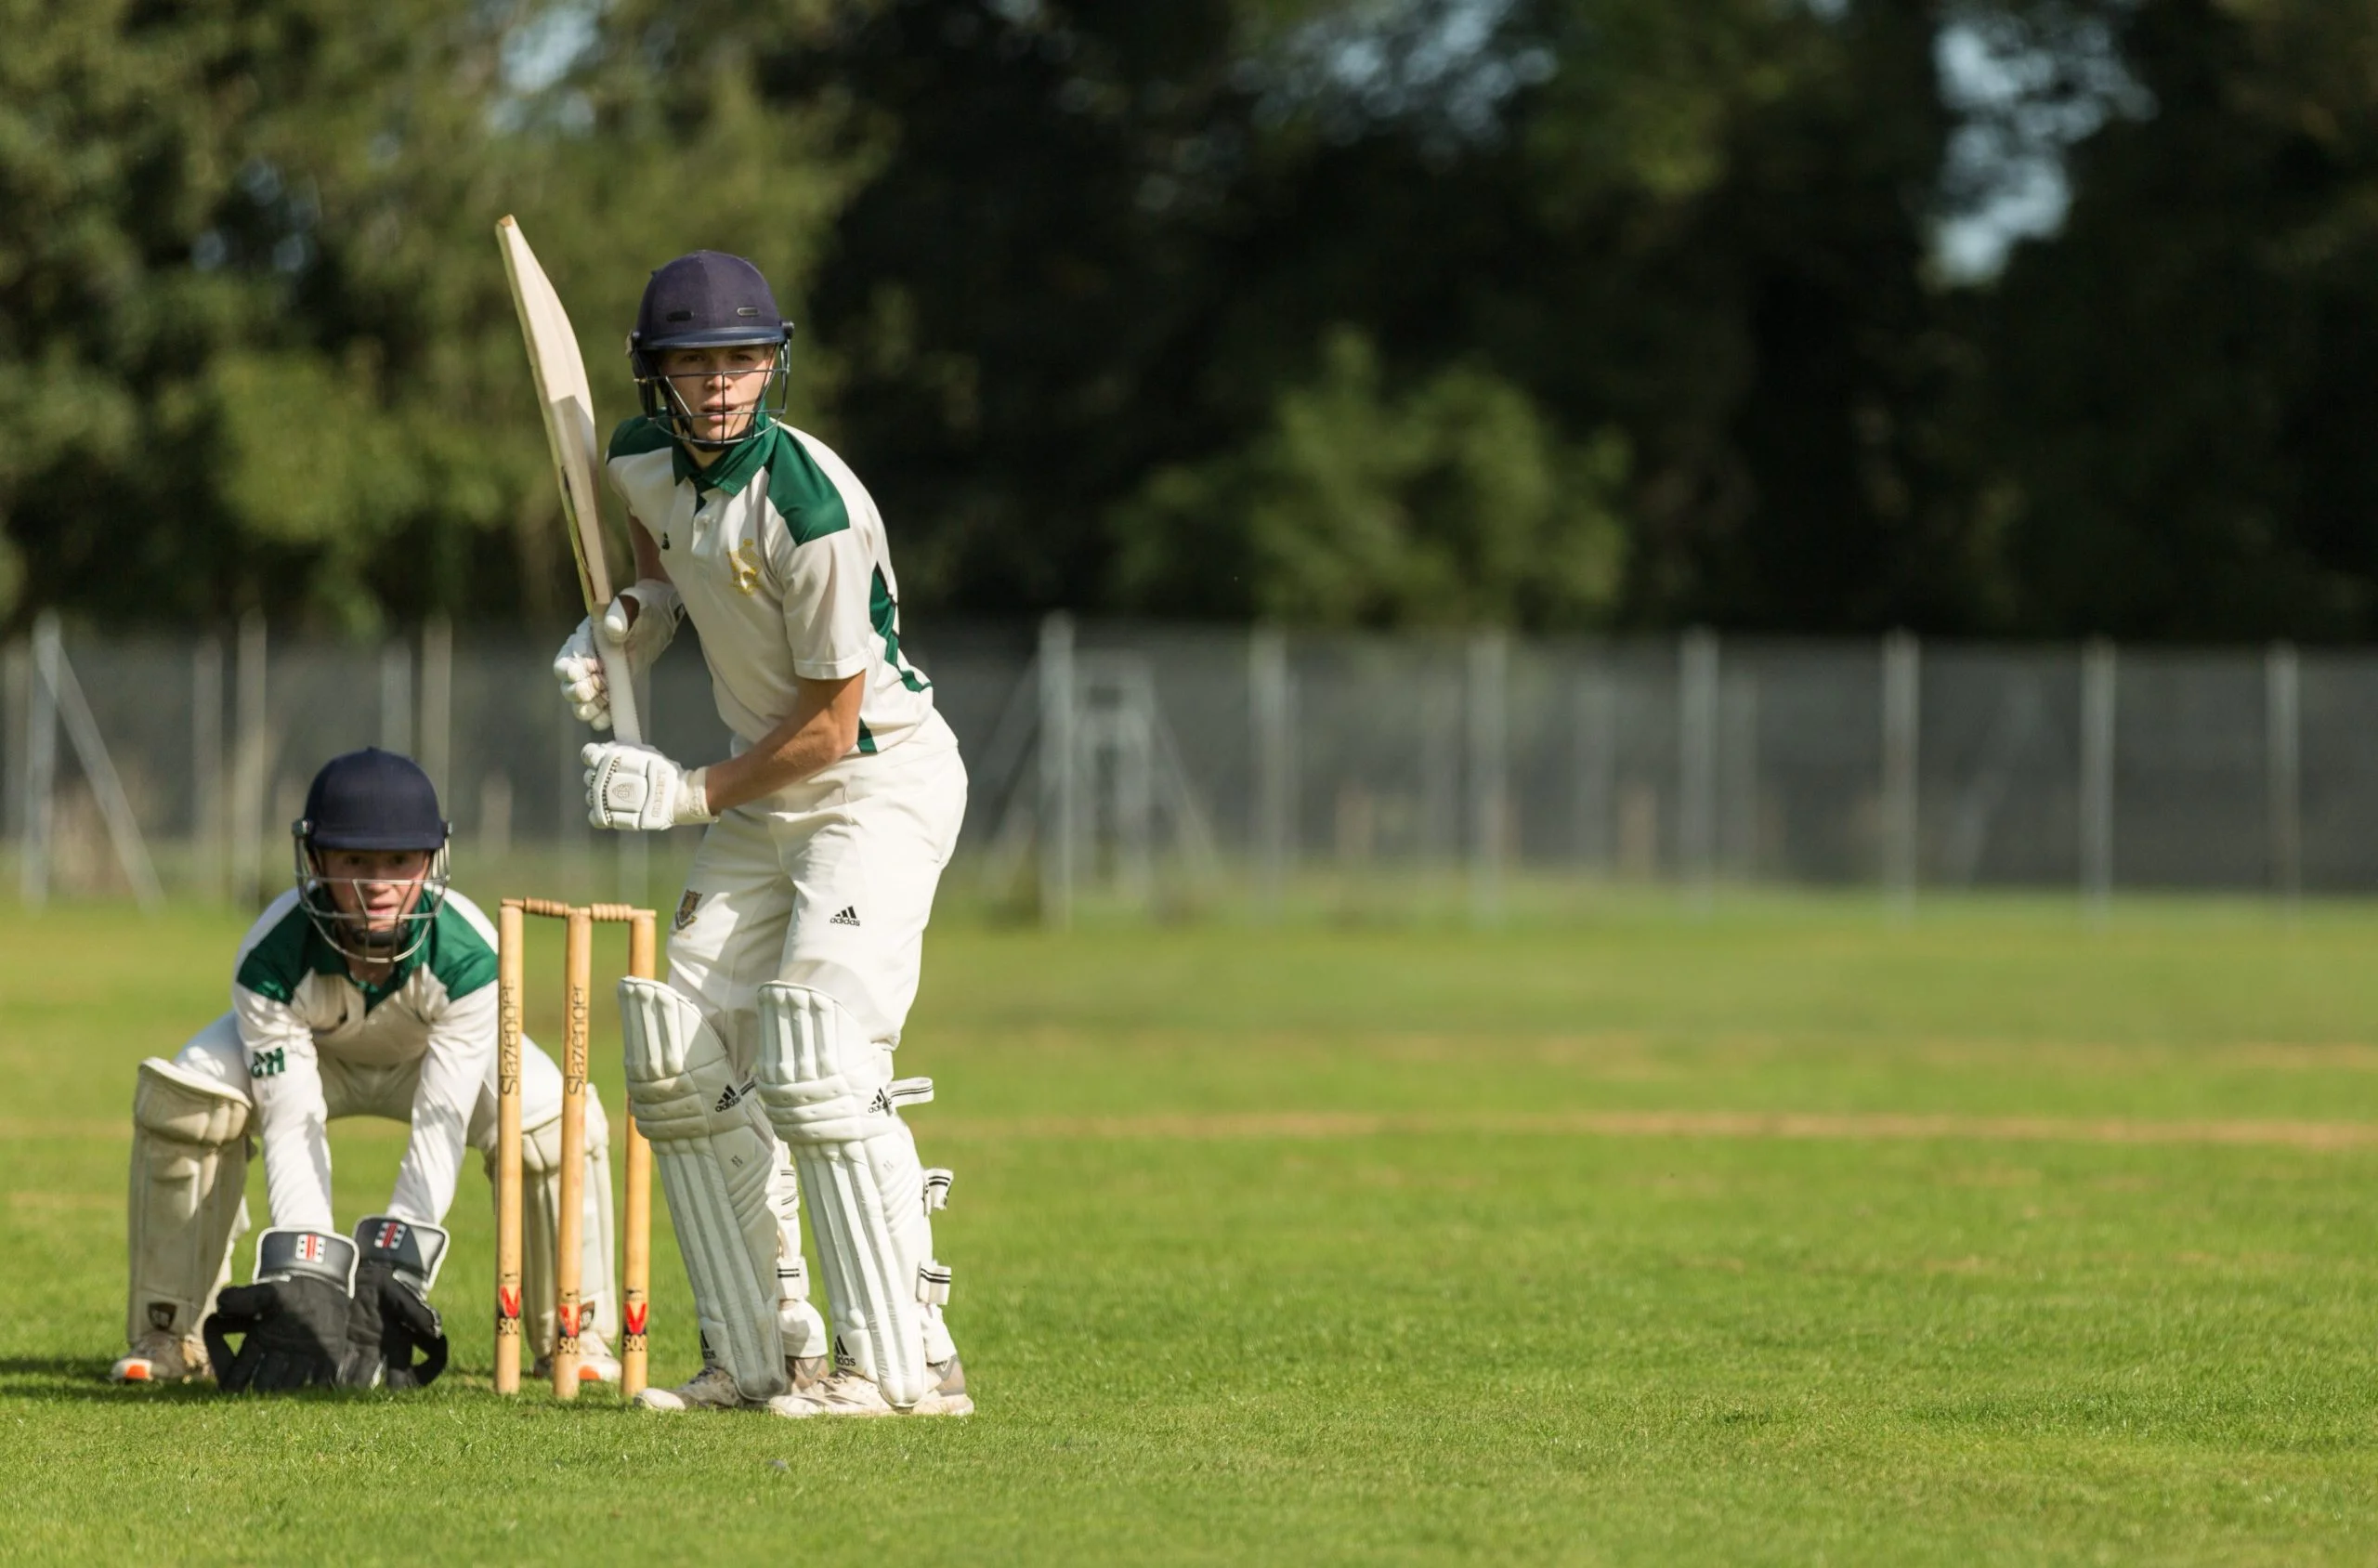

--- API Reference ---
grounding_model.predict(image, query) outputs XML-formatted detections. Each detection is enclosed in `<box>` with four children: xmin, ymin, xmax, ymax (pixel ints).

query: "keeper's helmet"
<box><xmin>627</xmin><ymin>250</ymin><xmax>793</xmax><ymax>449</ymax></box>
<box><xmin>291</xmin><ymin>748</ymin><xmax>451</xmax><ymax>965</ymax></box>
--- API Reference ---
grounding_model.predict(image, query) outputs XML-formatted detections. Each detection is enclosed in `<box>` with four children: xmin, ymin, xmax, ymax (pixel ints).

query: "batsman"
<box><xmin>114</xmin><ymin>748</ymin><xmax>621</xmax><ymax>1390</ymax></box>
<box><xmin>555</xmin><ymin>251</ymin><xmax>969</xmax><ymax>1417</ymax></box>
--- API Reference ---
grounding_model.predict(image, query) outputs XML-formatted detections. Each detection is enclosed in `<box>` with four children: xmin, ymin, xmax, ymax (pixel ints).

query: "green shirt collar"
<box><xmin>673</xmin><ymin>425</ymin><xmax>774</xmax><ymax>496</ymax></box>
<box><xmin>305</xmin><ymin>896</ymin><xmax>431</xmax><ymax>1010</ymax></box>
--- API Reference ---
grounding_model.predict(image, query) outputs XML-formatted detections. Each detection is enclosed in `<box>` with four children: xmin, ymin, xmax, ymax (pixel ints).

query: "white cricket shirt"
<box><xmin>606</xmin><ymin>415</ymin><xmax>938</xmax><ymax>758</ymax></box>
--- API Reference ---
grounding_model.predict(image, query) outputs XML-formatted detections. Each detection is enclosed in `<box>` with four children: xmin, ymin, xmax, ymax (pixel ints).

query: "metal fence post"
<box><xmin>1572</xmin><ymin>655</ymin><xmax>1615</xmax><ymax>872</ymax></box>
<box><xmin>2080</xmin><ymin>638</ymin><xmax>2116</xmax><ymax>918</ymax></box>
<box><xmin>194</xmin><ymin>636</ymin><xmax>224</xmax><ymax>902</ymax></box>
<box><xmin>231</xmin><ymin>612</ymin><xmax>268</xmax><ymax>908</ymax></box>
<box><xmin>421</xmin><ymin>613</ymin><xmax>452</xmax><ymax>802</ymax></box>
<box><xmin>1248</xmin><ymin>626</ymin><xmax>1292</xmax><ymax>920</ymax></box>
<box><xmin>1679</xmin><ymin>628</ymin><xmax>1719</xmax><ymax>908</ymax></box>
<box><xmin>2267</xmin><ymin>641</ymin><xmax>2301</xmax><ymax>910</ymax></box>
<box><xmin>1038</xmin><ymin>613</ymin><xmax>1076</xmax><ymax>930</ymax></box>
<box><xmin>1467</xmin><ymin>630</ymin><xmax>1509</xmax><ymax>926</ymax></box>
<box><xmin>19</xmin><ymin>616</ymin><xmax>59</xmax><ymax>907</ymax></box>
<box><xmin>1720</xmin><ymin>666</ymin><xmax>1759</xmax><ymax>882</ymax></box>
<box><xmin>2</xmin><ymin>640</ymin><xmax>26</xmax><ymax>856</ymax></box>
<box><xmin>1881</xmin><ymin>631</ymin><xmax>1920</xmax><ymax>919</ymax></box>
<box><xmin>379</xmin><ymin>637</ymin><xmax>412</xmax><ymax>756</ymax></box>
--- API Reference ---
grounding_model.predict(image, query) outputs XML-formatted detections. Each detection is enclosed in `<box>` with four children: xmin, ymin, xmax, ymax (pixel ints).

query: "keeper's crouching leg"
<box><xmin>618</xmin><ymin>978</ymin><xmax>788</xmax><ymax>1405</ymax></box>
<box><xmin>756</xmin><ymin>983</ymin><xmax>961</xmax><ymax>1414</ymax></box>
<box><xmin>119</xmin><ymin>1055</ymin><xmax>252</xmax><ymax>1382</ymax></box>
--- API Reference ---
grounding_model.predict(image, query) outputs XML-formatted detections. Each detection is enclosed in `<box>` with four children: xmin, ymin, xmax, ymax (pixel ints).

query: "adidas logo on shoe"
<box><xmin>830</xmin><ymin>906</ymin><xmax>861</xmax><ymax>927</ymax></box>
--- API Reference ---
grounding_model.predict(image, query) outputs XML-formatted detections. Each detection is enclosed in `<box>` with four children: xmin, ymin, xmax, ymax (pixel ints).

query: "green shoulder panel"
<box><xmin>234</xmin><ymin>902</ymin><xmax>319</xmax><ymax>1005</ymax></box>
<box><xmin>608</xmin><ymin>415</ymin><xmax>676</xmax><ymax>462</ymax></box>
<box><xmin>425</xmin><ymin>901</ymin><xmax>498</xmax><ymax>1000</ymax></box>
<box><xmin>761</xmin><ymin>428</ymin><xmax>853</xmax><ymax>546</ymax></box>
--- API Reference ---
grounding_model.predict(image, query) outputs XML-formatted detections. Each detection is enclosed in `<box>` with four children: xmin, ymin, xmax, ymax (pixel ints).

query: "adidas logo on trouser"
<box><xmin>830</xmin><ymin>907</ymin><xmax>860</xmax><ymax>927</ymax></box>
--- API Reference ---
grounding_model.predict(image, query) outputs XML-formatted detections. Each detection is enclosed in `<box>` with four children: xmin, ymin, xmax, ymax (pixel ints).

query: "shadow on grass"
<box><xmin>0</xmin><ymin>1358</ymin><xmax>624</xmax><ymax>1413</ymax></box>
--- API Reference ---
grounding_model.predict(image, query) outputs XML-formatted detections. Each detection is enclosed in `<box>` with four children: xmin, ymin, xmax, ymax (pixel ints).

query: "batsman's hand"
<box><xmin>338</xmin><ymin>1216</ymin><xmax>451</xmax><ymax>1391</ymax></box>
<box><xmin>583</xmin><ymin>742</ymin><xmax>714</xmax><ymax>830</ymax></box>
<box><xmin>554</xmin><ymin>578</ymin><xmax>681</xmax><ymax>731</ymax></box>
<box><xmin>203</xmin><ymin>1229</ymin><xmax>356</xmax><ymax>1393</ymax></box>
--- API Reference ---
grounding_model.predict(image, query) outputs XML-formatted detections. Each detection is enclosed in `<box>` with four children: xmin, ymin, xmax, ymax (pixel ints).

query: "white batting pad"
<box><xmin>754</xmin><ymin>983</ymin><xmax>946</xmax><ymax>1411</ymax></box>
<box><xmin>618</xmin><ymin>977</ymin><xmax>787</xmax><ymax>1402</ymax></box>
<box><xmin>516</xmin><ymin>1086</ymin><xmax>620</xmax><ymax>1349</ymax></box>
<box><xmin>126</xmin><ymin>1057</ymin><xmax>252</xmax><ymax>1347</ymax></box>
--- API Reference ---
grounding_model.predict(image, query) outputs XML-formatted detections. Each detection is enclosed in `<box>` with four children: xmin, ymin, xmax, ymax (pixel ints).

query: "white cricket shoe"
<box><xmin>756</xmin><ymin>1352</ymin><xmax>834</xmax><ymax>1417</ymax></box>
<box><xmin>533</xmin><ymin>1330</ymin><xmax>621</xmax><ymax>1386</ymax></box>
<box><xmin>805</xmin><ymin>1356</ymin><xmax>973</xmax><ymax>1418</ymax></box>
<box><xmin>111</xmin><ymin>1330</ymin><xmax>206</xmax><ymax>1385</ymax></box>
<box><xmin>633</xmin><ymin>1363</ymin><xmax>746</xmax><ymax>1412</ymax></box>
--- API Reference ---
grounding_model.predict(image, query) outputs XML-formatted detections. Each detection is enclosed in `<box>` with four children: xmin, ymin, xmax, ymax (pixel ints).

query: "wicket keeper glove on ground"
<box><xmin>338</xmin><ymin>1217</ymin><xmax>450</xmax><ymax>1390</ymax></box>
<box><xmin>554</xmin><ymin>580</ymin><xmax>681</xmax><ymax>731</ymax></box>
<box><xmin>583</xmin><ymin>742</ymin><xmax>714</xmax><ymax>830</ymax></box>
<box><xmin>203</xmin><ymin>1229</ymin><xmax>358</xmax><ymax>1393</ymax></box>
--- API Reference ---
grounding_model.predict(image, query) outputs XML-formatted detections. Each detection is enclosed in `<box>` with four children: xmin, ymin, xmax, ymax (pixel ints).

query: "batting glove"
<box><xmin>583</xmin><ymin>742</ymin><xmax>714</xmax><ymax>830</ymax></box>
<box><xmin>553</xmin><ymin>579</ymin><xmax>682</xmax><ymax>731</ymax></box>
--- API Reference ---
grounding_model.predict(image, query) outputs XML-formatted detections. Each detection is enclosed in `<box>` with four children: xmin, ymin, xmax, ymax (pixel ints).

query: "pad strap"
<box><xmin>254</xmin><ymin>1228</ymin><xmax>358</xmax><ymax>1294</ymax></box>
<box><xmin>351</xmin><ymin>1215</ymin><xmax>448</xmax><ymax>1293</ymax></box>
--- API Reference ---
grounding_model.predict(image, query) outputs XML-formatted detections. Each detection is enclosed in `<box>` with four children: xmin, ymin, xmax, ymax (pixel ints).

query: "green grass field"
<box><xmin>6</xmin><ymin>894</ymin><xmax>2378</xmax><ymax>1563</ymax></box>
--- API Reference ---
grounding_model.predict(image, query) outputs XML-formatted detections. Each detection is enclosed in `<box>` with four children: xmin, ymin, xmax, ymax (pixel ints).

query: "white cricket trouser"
<box><xmin>660</xmin><ymin>718</ymin><xmax>966</xmax><ymax>1379</ymax></box>
<box><xmin>666</xmin><ymin>716</ymin><xmax>968</xmax><ymax>1066</ymax></box>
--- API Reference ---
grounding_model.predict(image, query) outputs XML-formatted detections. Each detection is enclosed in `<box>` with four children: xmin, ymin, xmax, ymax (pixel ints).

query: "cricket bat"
<box><xmin>496</xmin><ymin>215</ymin><xmax>644</xmax><ymax>746</ymax></box>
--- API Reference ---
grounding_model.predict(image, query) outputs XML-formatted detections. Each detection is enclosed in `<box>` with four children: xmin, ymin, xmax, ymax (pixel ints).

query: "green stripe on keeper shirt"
<box><xmin>236</xmin><ymin>895</ymin><xmax>496</xmax><ymax>1010</ymax></box>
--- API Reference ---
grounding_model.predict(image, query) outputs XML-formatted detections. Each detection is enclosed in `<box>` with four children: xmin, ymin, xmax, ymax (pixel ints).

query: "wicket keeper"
<box><xmin>554</xmin><ymin>250</ymin><xmax>969</xmax><ymax>1417</ymax></box>
<box><xmin>114</xmin><ymin>748</ymin><xmax>621</xmax><ymax>1389</ymax></box>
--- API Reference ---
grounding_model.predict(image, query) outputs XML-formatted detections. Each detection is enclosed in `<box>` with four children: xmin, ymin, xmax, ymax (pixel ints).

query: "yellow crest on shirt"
<box><xmin>729</xmin><ymin>541</ymin><xmax>763</xmax><ymax>595</ymax></box>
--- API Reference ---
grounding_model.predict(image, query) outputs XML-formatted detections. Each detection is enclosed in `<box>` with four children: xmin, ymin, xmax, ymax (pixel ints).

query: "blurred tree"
<box><xmin>1974</xmin><ymin>0</ymin><xmax>2378</xmax><ymax>637</ymax></box>
<box><xmin>1113</xmin><ymin>327</ymin><xmax>1628</xmax><ymax>626</ymax></box>
<box><xmin>12</xmin><ymin>0</ymin><xmax>2378</xmax><ymax>640</ymax></box>
<box><xmin>790</xmin><ymin>0</ymin><xmax>1993</xmax><ymax>631</ymax></box>
<box><xmin>0</xmin><ymin>0</ymin><xmax>857</xmax><ymax>635</ymax></box>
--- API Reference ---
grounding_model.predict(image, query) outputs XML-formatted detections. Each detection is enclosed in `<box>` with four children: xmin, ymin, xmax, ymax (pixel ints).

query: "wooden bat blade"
<box><xmin>497</xmin><ymin>215</ymin><xmax>615</xmax><ymax>614</ymax></box>
<box><xmin>498</xmin><ymin>215</ymin><xmax>643</xmax><ymax>745</ymax></box>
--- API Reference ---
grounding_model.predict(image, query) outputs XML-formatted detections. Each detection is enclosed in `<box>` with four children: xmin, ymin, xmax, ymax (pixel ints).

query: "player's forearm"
<box><xmin>256</xmin><ymin>1099</ymin><xmax>337</xmax><ymax>1231</ymax></box>
<box><xmin>389</xmin><ymin>1009</ymin><xmax>494</xmax><ymax>1224</ymax></box>
<box><xmin>388</xmin><ymin>1104</ymin><xmax>468</xmax><ymax>1226</ymax></box>
<box><xmin>701</xmin><ymin>673</ymin><xmax>863</xmax><ymax>813</ymax></box>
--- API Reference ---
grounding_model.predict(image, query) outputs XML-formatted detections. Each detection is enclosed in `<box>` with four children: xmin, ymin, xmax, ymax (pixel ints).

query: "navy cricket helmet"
<box><xmin>291</xmin><ymin>749</ymin><xmax>451</xmax><ymax>964</ymax></box>
<box><xmin>627</xmin><ymin>250</ymin><xmax>793</xmax><ymax>448</ymax></box>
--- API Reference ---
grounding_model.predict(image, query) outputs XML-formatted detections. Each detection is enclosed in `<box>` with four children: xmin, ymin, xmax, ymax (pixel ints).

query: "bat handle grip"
<box><xmin>596</xmin><ymin>616</ymin><xmax>645</xmax><ymax>747</ymax></box>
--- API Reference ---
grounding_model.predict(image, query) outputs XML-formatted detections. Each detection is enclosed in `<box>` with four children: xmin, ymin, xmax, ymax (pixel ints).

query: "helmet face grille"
<box><xmin>293</xmin><ymin>833</ymin><xmax>452</xmax><ymax>970</ymax></box>
<box><xmin>627</xmin><ymin>253</ymin><xmax>794</xmax><ymax>449</ymax></box>
<box><xmin>631</xmin><ymin>341</ymin><xmax>793</xmax><ymax>450</ymax></box>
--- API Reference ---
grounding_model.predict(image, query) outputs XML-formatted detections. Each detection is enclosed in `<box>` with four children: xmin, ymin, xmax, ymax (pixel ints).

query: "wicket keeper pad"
<box><xmin>755</xmin><ymin>983</ymin><xmax>945</xmax><ymax>1411</ymax></box>
<box><xmin>126</xmin><ymin>1056</ymin><xmax>252</xmax><ymax>1348</ymax></box>
<box><xmin>618</xmin><ymin>978</ymin><xmax>787</xmax><ymax>1401</ymax></box>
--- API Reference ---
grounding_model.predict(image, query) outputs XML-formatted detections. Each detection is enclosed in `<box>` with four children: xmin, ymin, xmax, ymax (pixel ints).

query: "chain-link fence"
<box><xmin>7</xmin><ymin>612</ymin><xmax>2371</xmax><ymax>919</ymax></box>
